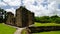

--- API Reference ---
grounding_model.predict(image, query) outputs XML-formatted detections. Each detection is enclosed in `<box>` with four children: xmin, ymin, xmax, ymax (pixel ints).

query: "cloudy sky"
<box><xmin>0</xmin><ymin>0</ymin><xmax>60</xmax><ymax>16</ymax></box>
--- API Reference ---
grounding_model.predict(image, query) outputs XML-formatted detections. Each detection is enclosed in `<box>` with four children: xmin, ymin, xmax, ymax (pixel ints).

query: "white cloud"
<box><xmin>22</xmin><ymin>0</ymin><xmax>50</xmax><ymax>16</ymax></box>
<box><xmin>5</xmin><ymin>8</ymin><xmax>15</xmax><ymax>14</ymax></box>
<box><xmin>0</xmin><ymin>0</ymin><xmax>60</xmax><ymax>16</ymax></box>
<box><xmin>3</xmin><ymin>0</ymin><xmax>21</xmax><ymax>6</ymax></box>
<box><xmin>48</xmin><ymin>0</ymin><xmax>60</xmax><ymax>16</ymax></box>
<box><xmin>49</xmin><ymin>0</ymin><xmax>60</xmax><ymax>3</ymax></box>
<box><xmin>22</xmin><ymin>0</ymin><xmax>60</xmax><ymax>16</ymax></box>
<box><xmin>0</xmin><ymin>2</ymin><xmax>7</xmax><ymax>7</ymax></box>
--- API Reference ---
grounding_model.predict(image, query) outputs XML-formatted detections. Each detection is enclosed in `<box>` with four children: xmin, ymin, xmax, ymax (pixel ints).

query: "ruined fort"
<box><xmin>6</xmin><ymin>6</ymin><xmax>34</xmax><ymax>27</ymax></box>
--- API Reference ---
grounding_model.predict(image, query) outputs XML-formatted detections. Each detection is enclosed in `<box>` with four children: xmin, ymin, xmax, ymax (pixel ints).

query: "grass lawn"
<box><xmin>0</xmin><ymin>23</ymin><xmax>16</xmax><ymax>34</ymax></box>
<box><xmin>34</xmin><ymin>22</ymin><xmax>60</xmax><ymax>27</ymax></box>
<box><xmin>32</xmin><ymin>31</ymin><xmax>60</xmax><ymax>34</ymax></box>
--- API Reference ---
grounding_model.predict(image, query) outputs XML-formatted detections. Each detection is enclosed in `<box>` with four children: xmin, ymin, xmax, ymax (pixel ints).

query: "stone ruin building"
<box><xmin>15</xmin><ymin>6</ymin><xmax>34</xmax><ymax>27</ymax></box>
<box><xmin>6</xmin><ymin>6</ymin><xmax>34</xmax><ymax>27</ymax></box>
<box><xmin>6</xmin><ymin>12</ymin><xmax>15</xmax><ymax>26</ymax></box>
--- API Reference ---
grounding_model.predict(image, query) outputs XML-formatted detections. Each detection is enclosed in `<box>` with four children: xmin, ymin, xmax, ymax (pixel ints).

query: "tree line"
<box><xmin>35</xmin><ymin>15</ymin><xmax>60</xmax><ymax>23</ymax></box>
<box><xmin>0</xmin><ymin>8</ymin><xmax>7</xmax><ymax>23</ymax></box>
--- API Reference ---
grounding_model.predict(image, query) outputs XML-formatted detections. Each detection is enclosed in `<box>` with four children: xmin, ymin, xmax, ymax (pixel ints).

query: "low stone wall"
<box><xmin>28</xmin><ymin>26</ymin><xmax>60</xmax><ymax>33</ymax></box>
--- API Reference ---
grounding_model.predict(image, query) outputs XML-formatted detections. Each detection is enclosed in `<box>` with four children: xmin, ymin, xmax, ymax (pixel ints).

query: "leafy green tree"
<box><xmin>0</xmin><ymin>8</ymin><xmax>7</xmax><ymax>23</ymax></box>
<box><xmin>39</xmin><ymin>16</ymin><xmax>50</xmax><ymax>23</ymax></box>
<box><xmin>34</xmin><ymin>17</ymin><xmax>40</xmax><ymax>22</ymax></box>
<box><xmin>34</xmin><ymin>15</ymin><xmax>60</xmax><ymax>23</ymax></box>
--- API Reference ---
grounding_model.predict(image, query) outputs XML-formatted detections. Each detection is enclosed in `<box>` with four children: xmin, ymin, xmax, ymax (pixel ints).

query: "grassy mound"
<box><xmin>0</xmin><ymin>23</ymin><xmax>16</xmax><ymax>34</ymax></box>
<box><xmin>34</xmin><ymin>22</ymin><xmax>60</xmax><ymax>27</ymax></box>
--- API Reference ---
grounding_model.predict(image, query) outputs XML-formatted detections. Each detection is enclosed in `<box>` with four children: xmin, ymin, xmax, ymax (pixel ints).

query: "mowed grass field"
<box><xmin>0</xmin><ymin>23</ymin><xmax>16</xmax><ymax>34</ymax></box>
<box><xmin>33</xmin><ymin>22</ymin><xmax>60</xmax><ymax>34</ymax></box>
<box><xmin>34</xmin><ymin>22</ymin><xmax>60</xmax><ymax>27</ymax></box>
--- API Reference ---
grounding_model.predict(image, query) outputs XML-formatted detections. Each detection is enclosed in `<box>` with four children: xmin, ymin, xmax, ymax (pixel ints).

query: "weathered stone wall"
<box><xmin>15</xmin><ymin>6</ymin><xmax>28</xmax><ymax>27</ymax></box>
<box><xmin>15</xmin><ymin>6</ymin><xmax>34</xmax><ymax>27</ymax></box>
<box><xmin>15</xmin><ymin>7</ymin><xmax>22</xmax><ymax>27</ymax></box>
<box><xmin>6</xmin><ymin>12</ymin><xmax>15</xmax><ymax>25</ymax></box>
<box><xmin>22</xmin><ymin>8</ymin><xmax>28</xmax><ymax>27</ymax></box>
<box><xmin>28</xmin><ymin>11</ymin><xmax>34</xmax><ymax>25</ymax></box>
<box><xmin>28</xmin><ymin>26</ymin><xmax>60</xmax><ymax>33</ymax></box>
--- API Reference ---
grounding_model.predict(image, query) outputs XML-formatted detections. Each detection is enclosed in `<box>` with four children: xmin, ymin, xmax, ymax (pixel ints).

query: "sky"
<box><xmin>0</xmin><ymin>0</ymin><xmax>60</xmax><ymax>16</ymax></box>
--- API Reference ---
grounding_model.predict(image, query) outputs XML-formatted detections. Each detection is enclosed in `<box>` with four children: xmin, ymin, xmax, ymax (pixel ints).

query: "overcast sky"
<box><xmin>0</xmin><ymin>0</ymin><xmax>60</xmax><ymax>16</ymax></box>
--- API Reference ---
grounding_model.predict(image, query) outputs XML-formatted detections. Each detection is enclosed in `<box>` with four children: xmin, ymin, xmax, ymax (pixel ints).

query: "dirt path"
<box><xmin>3</xmin><ymin>23</ymin><xmax>33</xmax><ymax>34</ymax></box>
<box><xmin>14</xmin><ymin>28</ymin><xmax>26</xmax><ymax>34</ymax></box>
<box><xmin>14</xmin><ymin>25</ymin><xmax>33</xmax><ymax>34</ymax></box>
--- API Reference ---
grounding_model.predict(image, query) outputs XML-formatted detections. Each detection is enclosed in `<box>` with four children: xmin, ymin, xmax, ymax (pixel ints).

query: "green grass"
<box><xmin>32</xmin><ymin>31</ymin><xmax>60</xmax><ymax>34</ymax></box>
<box><xmin>22</xmin><ymin>29</ymin><xmax>27</xmax><ymax>34</ymax></box>
<box><xmin>0</xmin><ymin>23</ymin><xmax>16</xmax><ymax>34</ymax></box>
<box><xmin>34</xmin><ymin>22</ymin><xmax>60</xmax><ymax>27</ymax></box>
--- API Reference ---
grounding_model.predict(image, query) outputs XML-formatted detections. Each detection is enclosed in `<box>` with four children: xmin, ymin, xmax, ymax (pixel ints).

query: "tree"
<box><xmin>0</xmin><ymin>8</ymin><xmax>7</xmax><ymax>23</ymax></box>
<box><xmin>34</xmin><ymin>15</ymin><xmax>60</xmax><ymax>23</ymax></box>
